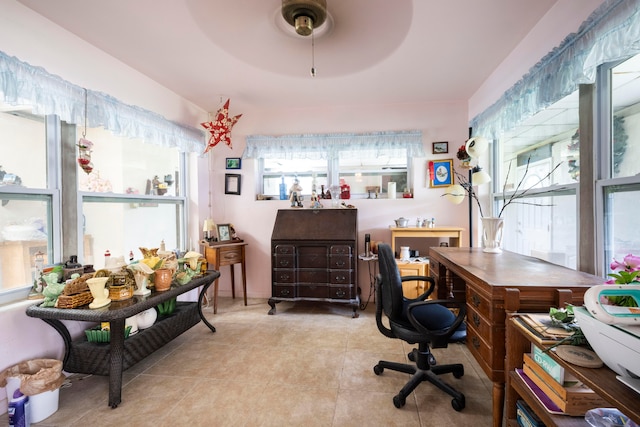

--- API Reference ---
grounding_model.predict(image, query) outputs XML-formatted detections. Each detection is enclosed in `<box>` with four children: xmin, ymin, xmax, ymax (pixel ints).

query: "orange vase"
<box><xmin>154</xmin><ymin>269</ymin><xmax>173</xmax><ymax>292</ymax></box>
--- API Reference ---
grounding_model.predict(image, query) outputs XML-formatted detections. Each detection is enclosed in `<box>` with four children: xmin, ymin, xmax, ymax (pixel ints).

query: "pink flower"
<box><xmin>611</xmin><ymin>254</ymin><xmax>640</xmax><ymax>272</ymax></box>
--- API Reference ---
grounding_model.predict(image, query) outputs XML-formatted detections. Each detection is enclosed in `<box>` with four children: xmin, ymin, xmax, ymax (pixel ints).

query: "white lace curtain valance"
<box><xmin>470</xmin><ymin>0</ymin><xmax>640</xmax><ymax>140</ymax></box>
<box><xmin>0</xmin><ymin>50</ymin><xmax>205</xmax><ymax>152</ymax></box>
<box><xmin>243</xmin><ymin>130</ymin><xmax>425</xmax><ymax>160</ymax></box>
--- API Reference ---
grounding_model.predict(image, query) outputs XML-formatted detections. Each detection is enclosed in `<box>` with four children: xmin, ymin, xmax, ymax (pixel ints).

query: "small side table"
<box><xmin>358</xmin><ymin>253</ymin><xmax>378</xmax><ymax>310</ymax></box>
<box><xmin>202</xmin><ymin>241</ymin><xmax>248</xmax><ymax>314</ymax></box>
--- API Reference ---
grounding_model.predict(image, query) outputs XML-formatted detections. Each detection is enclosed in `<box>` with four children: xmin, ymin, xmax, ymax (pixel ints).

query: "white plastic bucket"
<box><xmin>5</xmin><ymin>376</ymin><xmax>60</xmax><ymax>423</ymax></box>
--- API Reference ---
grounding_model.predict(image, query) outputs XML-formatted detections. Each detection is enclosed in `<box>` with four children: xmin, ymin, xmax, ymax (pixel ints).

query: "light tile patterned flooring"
<box><xmin>4</xmin><ymin>298</ymin><xmax>494</xmax><ymax>426</ymax></box>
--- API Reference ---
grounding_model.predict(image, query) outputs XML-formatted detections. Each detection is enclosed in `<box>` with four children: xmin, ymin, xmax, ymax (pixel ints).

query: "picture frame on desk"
<box><xmin>217</xmin><ymin>223</ymin><xmax>232</xmax><ymax>242</ymax></box>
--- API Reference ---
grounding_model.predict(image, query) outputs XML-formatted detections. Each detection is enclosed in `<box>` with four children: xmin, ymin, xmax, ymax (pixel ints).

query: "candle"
<box><xmin>388</xmin><ymin>182</ymin><xmax>396</xmax><ymax>199</ymax></box>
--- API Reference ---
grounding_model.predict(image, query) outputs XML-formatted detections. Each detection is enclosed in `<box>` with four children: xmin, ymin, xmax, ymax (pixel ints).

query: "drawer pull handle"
<box><xmin>335</xmin><ymin>260</ymin><xmax>346</xmax><ymax>267</ymax></box>
<box><xmin>279</xmin><ymin>260</ymin><xmax>290</xmax><ymax>267</ymax></box>
<box><xmin>471</xmin><ymin>294</ymin><xmax>481</xmax><ymax>307</ymax></box>
<box><xmin>471</xmin><ymin>336</ymin><xmax>480</xmax><ymax>349</ymax></box>
<box><xmin>472</xmin><ymin>313</ymin><xmax>480</xmax><ymax>327</ymax></box>
<box><xmin>280</xmin><ymin>274</ymin><xmax>290</xmax><ymax>281</ymax></box>
<box><xmin>280</xmin><ymin>289</ymin><xmax>290</xmax><ymax>296</ymax></box>
<box><xmin>334</xmin><ymin>275</ymin><xmax>346</xmax><ymax>282</ymax></box>
<box><xmin>473</xmin><ymin>313</ymin><xmax>480</xmax><ymax>328</ymax></box>
<box><xmin>336</xmin><ymin>290</ymin><xmax>346</xmax><ymax>297</ymax></box>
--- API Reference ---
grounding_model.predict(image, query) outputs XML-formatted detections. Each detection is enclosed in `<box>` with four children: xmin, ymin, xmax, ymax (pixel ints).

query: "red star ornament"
<box><xmin>201</xmin><ymin>99</ymin><xmax>243</xmax><ymax>153</ymax></box>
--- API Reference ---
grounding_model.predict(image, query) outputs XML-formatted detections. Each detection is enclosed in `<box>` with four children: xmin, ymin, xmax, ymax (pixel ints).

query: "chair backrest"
<box><xmin>376</xmin><ymin>243</ymin><xmax>406</xmax><ymax>323</ymax></box>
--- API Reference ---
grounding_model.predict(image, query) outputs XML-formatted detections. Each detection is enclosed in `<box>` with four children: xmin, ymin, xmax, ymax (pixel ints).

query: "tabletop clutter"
<box><xmin>28</xmin><ymin>244</ymin><xmax>208</xmax><ymax>340</ymax></box>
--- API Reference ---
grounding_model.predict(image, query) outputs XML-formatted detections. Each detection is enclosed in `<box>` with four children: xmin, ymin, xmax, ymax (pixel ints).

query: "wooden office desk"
<box><xmin>202</xmin><ymin>241</ymin><xmax>247</xmax><ymax>314</ymax></box>
<box><xmin>389</xmin><ymin>226</ymin><xmax>463</xmax><ymax>254</ymax></box>
<box><xmin>428</xmin><ymin>247</ymin><xmax>601</xmax><ymax>427</ymax></box>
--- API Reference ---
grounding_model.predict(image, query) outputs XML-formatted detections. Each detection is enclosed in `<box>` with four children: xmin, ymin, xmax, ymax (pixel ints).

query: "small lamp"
<box><xmin>203</xmin><ymin>219</ymin><xmax>215</xmax><ymax>241</ymax></box>
<box><xmin>472</xmin><ymin>166</ymin><xmax>492</xmax><ymax>185</ymax></box>
<box><xmin>444</xmin><ymin>184</ymin><xmax>466</xmax><ymax>205</ymax></box>
<box><xmin>465</xmin><ymin>137</ymin><xmax>489</xmax><ymax>158</ymax></box>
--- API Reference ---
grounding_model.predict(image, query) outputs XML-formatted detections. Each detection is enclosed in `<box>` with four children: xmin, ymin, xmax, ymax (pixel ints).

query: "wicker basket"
<box><xmin>56</xmin><ymin>291</ymin><xmax>93</xmax><ymax>309</ymax></box>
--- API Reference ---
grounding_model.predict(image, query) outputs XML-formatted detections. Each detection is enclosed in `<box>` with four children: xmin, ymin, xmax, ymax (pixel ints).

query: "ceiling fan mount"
<box><xmin>281</xmin><ymin>0</ymin><xmax>327</xmax><ymax>36</ymax></box>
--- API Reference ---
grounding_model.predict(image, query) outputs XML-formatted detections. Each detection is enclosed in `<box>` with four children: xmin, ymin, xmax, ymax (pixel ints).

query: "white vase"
<box><xmin>481</xmin><ymin>217</ymin><xmax>504</xmax><ymax>253</ymax></box>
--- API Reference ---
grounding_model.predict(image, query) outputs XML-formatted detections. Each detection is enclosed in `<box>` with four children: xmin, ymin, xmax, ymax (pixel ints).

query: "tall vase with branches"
<box><xmin>445</xmin><ymin>157</ymin><xmax>563</xmax><ymax>252</ymax></box>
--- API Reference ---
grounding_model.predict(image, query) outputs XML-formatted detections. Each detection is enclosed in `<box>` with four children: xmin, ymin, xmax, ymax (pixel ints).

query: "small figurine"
<box><xmin>289</xmin><ymin>178</ymin><xmax>304</xmax><ymax>208</ymax></box>
<box><xmin>310</xmin><ymin>191</ymin><xmax>323</xmax><ymax>209</ymax></box>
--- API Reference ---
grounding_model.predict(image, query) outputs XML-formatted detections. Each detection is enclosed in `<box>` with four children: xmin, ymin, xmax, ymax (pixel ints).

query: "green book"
<box><xmin>531</xmin><ymin>343</ymin><xmax>565</xmax><ymax>384</ymax></box>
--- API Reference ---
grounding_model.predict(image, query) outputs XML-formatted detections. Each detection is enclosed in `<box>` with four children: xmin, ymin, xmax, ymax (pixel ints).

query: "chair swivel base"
<box><xmin>373</xmin><ymin>359</ymin><xmax>465</xmax><ymax>411</ymax></box>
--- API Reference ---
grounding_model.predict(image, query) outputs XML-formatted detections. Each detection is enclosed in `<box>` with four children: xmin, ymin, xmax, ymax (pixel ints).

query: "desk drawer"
<box><xmin>466</xmin><ymin>326</ymin><xmax>492</xmax><ymax>373</ymax></box>
<box><xmin>219</xmin><ymin>246</ymin><xmax>242</xmax><ymax>265</ymax></box>
<box><xmin>329</xmin><ymin>270</ymin><xmax>353</xmax><ymax>285</ymax></box>
<box><xmin>467</xmin><ymin>305</ymin><xmax>492</xmax><ymax>340</ymax></box>
<box><xmin>273</xmin><ymin>284</ymin><xmax>296</xmax><ymax>298</ymax></box>
<box><xmin>274</xmin><ymin>255</ymin><xmax>295</xmax><ymax>268</ymax></box>
<box><xmin>273</xmin><ymin>269</ymin><xmax>295</xmax><ymax>283</ymax></box>
<box><xmin>466</xmin><ymin>287</ymin><xmax>492</xmax><ymax>319</ymax></box>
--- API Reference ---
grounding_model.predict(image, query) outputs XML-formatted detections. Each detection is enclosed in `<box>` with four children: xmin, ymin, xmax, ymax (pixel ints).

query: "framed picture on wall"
<box><xmin>225</xmin><ymin>174</ymin><xmax>241</xmax><ymax>195</ymax></box>
<box><xmin>432</xmin><ymin>141</ymin><xmax>449</xmax><ymax>154</ymax></box>
<box><xmin>226</xmin><ymin>157</ymin><xmax>242</xmax><ymax>169</ymax></box>
<box><xmin>429</xmin><ymin>159</ymin><xmax>454</xmax><ymax>188</ymax></box>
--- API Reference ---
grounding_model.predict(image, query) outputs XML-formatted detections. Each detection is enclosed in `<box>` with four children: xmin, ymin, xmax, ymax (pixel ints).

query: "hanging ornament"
<box><xmin>201</xmin><ymin>99</ymin><xmax>242</xmax><ymax>153</ymax></box>
<box><xmin>77</xmin><ymin>89</ymin><xmax>94</xmax><ymax>174</ymax></box>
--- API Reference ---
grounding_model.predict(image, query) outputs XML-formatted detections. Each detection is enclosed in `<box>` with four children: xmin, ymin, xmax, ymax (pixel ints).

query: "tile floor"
<box><xmin>3</xmin><ymin>297</ymin><xmax>494</xmax><ymax>426</ymax></box>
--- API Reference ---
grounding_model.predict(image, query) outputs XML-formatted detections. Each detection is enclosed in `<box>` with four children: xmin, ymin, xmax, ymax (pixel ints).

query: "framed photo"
<box><xmin>226</xmin><ymin>157</ymin><xmax>241</xmax><ymax>169</ymax></box>
<box><xmin>430</xmin><ymin>159</ymin><xmax>454</xmax><ymax>188</ymax></box>
<box><xmin>225</xmin><ymin>174</ymin><xmax>241</xmax><ymax>195</ymax></box>
<box><xmin>217</xmin><ymin>223</ymin><xmax>231</xmax><ymax>242</ymax></box>
<box><xmin>432</xmin><ymin>141</ymin><xmax>449</xmax><ymax>154</ymax></box>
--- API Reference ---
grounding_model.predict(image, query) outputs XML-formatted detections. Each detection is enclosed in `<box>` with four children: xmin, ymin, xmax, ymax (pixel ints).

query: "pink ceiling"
<box><xmin>18</xmin><ymin>0</ymin><xmax>562</xmax><ymax>113</ymax></box>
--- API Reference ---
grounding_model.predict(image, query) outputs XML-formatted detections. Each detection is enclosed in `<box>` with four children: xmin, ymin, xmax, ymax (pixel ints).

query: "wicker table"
<box><xmin>26</xmin><ymin>271</ymin><xmax>219</xmax><ymax>408</ymax></box>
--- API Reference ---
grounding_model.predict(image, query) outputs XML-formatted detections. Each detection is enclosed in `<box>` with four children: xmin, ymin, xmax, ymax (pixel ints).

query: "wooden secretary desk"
<box><xmin>269</xmin><ymin>208</ymin><xmax>359</xmax><ymax>317</ymax></box>
<box><xmin>428</xmin><ymin>247</ymin><xmax>602</xmax><ymax>427</ymax></box>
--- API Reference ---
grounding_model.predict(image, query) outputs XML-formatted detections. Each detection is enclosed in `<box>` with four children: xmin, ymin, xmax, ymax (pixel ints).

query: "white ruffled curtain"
<box><xmin>470</xmin><ymin>0</ymin><xmax>640</xmax><ymax>140</ymax></box>
<box><xmin>243</xmin><ymin>130</ymin><xmax>424</xmax><ymax>160</ymax></box>
<box><xmin>0</xmin><ymin>50</ymin><xmax>205</xmax><ymax>152</ymax></box>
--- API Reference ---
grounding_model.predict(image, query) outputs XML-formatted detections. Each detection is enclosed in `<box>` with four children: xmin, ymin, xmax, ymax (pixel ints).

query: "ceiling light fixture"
<box><xmin>281</xmin><ymin>0</ymin><xmax>327</xmax><ymax>77</ymax></box>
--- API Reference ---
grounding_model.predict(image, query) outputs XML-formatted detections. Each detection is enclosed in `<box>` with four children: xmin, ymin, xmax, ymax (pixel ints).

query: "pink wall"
<box><xmin>200</xmin><ymin>101</ymin><xmax>470</xmax><ymax>301</ymax></box>
<box><xmin>0</xmin><ymin>0</ymin><xmax>604</xmax><ymax>414</ymax></box>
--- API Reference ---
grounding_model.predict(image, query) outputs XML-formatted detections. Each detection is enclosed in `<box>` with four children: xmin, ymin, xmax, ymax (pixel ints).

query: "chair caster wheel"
<box><xmin>453</xmin><ymin>366</ymin><xmax>464</xmax><ymax>378</ymax></box>
<box><xmin>373</xmin><ymin>365</ymin><xmax>384</xmax><ymax>375</ymax></box>
<box><xmin>451</xmin><ymin>395</ymin><xmax>465</xmax><ymax>411</ymax></box>
<box><xmin>393</xmin><ymin>394</ymin><xmax>406</xmax><ymax>408</ymax></box>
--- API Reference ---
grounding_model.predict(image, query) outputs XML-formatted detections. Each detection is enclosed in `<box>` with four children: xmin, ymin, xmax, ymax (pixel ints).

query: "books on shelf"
<box><xmin>522</xmin><ymin>353</ymin><xmax>609</xmax><ymax>416</ymax></box>
<box><xmin>516</xmin><ymin>399</ymin><xmax>546</xmax><ymax>427</ymax></box>
<box><xmin>515</xmin><ymin>368</ymin><xmax>564</xmax><ymax>415</ymax></box>
<box><xmin>512</xmin><ymin>314</ymin><xmax>570</xmax><ymax>346</ymax></box>
<box><xmin>530</xmin><ymin>343</ymin><xmax>566</xmax><ymax>384</ymax></box>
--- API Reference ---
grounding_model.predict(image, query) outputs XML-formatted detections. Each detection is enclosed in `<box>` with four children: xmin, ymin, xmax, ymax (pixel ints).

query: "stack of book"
<box><xmin>513</xmin><ymin>313</ymin><xmax>574</xmax><ymax>345</ymax></box>
<box><xmin>518</xmin><ymin>343</ymin><xmax>609</xmax><ymax>416</ymax></box>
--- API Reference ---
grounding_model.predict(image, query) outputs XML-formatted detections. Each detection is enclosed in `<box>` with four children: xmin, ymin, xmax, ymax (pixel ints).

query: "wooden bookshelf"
<box><xmin>506</xmin><ymin>313</ymin><xmax>640</xmax><ymax>427</ymax></box>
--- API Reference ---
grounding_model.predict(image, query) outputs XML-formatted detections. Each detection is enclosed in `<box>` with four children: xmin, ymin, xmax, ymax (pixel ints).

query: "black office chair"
<box><xmin>373</xmin><ymin>243</ymin><xmax>467</xmax><ymax>410</ymax></box>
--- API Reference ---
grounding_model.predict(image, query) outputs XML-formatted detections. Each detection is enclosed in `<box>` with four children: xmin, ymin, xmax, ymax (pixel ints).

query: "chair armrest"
<box><xmin>400</xmin><ymin>275</ymin><xmax>436</xmax><ymax>301</ymax></box>
<box><xmin>406</xmin><ymin>299</ymin><xmax>467</xmax><ymax>348</ymax></box>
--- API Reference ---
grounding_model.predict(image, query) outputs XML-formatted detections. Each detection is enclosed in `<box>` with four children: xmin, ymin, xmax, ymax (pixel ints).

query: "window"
<box><xmin>598</xmin><ymin>54</ymin><xmax>640</xmax><ymax>271</ymax></box>
<box><xmin>0</xmin><ymin>111</ymin><xmax>57</xmax><ymax>301</ymax></box>
<box><xmin>247</xmin><ymin>131</ymin><xmax>423</xmax><ymax>199</ymax></box>
<box><xmin>494</xmin><ymin>92</ymin><xmax>580</xmax><ymax>268</ymax></box>
<box><xmin>77</xmin><ymin>125</ymin><xmax>187</xmax><ymax>267</ymax></box>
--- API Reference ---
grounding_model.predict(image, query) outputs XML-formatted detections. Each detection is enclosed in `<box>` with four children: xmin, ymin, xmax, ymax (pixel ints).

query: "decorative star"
<box><xmin>201</xmin><ymin>99</ymin><xmax>242</xmax><ymax>153</ymax></box>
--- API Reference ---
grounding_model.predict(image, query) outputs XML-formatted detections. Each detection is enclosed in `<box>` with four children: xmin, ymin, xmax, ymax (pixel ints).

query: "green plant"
<box><xmin>156</xmin><ymin>298</ymin><xmax>176</xmax><ymax>316</ymax></box>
